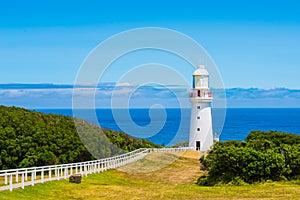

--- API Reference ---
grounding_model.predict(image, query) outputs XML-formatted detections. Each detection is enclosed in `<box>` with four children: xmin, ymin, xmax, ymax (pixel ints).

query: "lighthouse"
<box><xmin>189</xmin><ymin>65</ymin><xmax>213</xmax><ymax>151</ymax></box>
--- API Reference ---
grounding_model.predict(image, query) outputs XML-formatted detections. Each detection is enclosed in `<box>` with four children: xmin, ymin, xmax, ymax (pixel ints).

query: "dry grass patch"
<box><xmin>118</xmin><ymin>151</ymin><xmax>203</xmax><ymax>185</ymax></box>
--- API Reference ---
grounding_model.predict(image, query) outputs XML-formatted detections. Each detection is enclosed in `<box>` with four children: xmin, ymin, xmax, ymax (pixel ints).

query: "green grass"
<box><xmin>0</xmin><ymin>151</ymin><xmax>299</xmax><ymax>200</ymax></box>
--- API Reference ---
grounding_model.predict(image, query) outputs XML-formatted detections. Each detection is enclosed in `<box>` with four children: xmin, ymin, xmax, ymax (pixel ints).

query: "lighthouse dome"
<box><xmin>193</xmin><ymin>65</ymin><xmax>209</xmax><ymax>76</ymax></box>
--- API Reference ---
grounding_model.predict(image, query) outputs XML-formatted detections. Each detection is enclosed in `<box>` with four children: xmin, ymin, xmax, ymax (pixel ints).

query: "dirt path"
<box><xmin>118</xmin><ymin>150</ymin><xmax>203</xmax><ymax>185</ymax></box>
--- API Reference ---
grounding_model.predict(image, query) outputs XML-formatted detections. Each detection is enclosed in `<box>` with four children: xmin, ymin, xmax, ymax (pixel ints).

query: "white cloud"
<box><xmin>115</xmin><ymin>82</ymin><xmax>132</xmax><ymax>87</ymax></box>
<box><xmin>0</xmin><ymin>84</ymin><xmax>299</xmax><ymax>108</ymax></box>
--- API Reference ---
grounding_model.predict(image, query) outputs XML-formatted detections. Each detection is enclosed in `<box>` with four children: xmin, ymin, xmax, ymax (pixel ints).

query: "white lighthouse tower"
<box><xmin>189</xmin><ymin>65</ymin><xmax>213</xmax><ymax>151</ymax></box>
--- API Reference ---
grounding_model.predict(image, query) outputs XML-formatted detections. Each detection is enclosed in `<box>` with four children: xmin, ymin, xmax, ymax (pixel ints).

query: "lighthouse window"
<box><xmin>197</xmin><ymin>128</ymin><xmax>201</xmax><ymax>131</ymax></box>
<box><xmin>197</xmin><ymin>106</ymin><xmax>201</xmax><ymax>109</ymax></box>
<box><xmin>197</xmin><ymin>116</ymin><xmax>200</xmax><ymax>120</ymax></box>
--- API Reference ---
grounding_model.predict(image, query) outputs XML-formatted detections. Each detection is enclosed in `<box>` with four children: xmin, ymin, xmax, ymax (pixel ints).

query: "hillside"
<box><xmin>0</xmin><ymin>106</ymin><xmax>160</xmax><ymax>170</ymax></box>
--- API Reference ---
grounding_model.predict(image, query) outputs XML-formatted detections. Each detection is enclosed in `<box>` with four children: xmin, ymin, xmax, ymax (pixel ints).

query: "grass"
<box><xmin>0</xmin><ymin>151</ymin><xmax>299</xmax><ymax>200</ymax></box>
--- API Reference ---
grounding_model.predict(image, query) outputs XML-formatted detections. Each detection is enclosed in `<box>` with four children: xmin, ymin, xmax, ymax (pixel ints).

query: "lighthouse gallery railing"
<box><xmin>189</xmin><ymin>91</ymin><xmax>213</xmax><ymax>98</ymax></box>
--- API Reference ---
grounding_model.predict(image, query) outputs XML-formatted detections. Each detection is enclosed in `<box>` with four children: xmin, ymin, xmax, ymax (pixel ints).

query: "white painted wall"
<box><xmin>189</xmin><ymin>102</ymin><xmax>213</xmax><ymax>151</ymax></box>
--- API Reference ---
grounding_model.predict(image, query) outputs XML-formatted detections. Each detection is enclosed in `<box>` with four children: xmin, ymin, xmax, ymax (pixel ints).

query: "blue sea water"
<box><xmin>35</xmin><ymin>108</ymin><xmax>300</xmax><ymax>146</ymax></box>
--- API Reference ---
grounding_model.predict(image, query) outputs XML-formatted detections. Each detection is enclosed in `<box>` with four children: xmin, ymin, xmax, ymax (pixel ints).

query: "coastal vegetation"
<box><xmin>0</xmin><ymin>106</ymin><xmax>160</xmax><ymax>170</ymax></box>
<box><xmin>198</xmin><ymin>131</ymin><xmax>300</xmax><ymax>186</ymax></box>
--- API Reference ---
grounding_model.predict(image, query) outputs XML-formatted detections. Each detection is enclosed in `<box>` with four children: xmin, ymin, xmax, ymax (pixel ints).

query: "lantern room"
<box><xmin>192</xmin><ymin>65</ymin><xmax>209</xmax><ymax>90</ymax></box>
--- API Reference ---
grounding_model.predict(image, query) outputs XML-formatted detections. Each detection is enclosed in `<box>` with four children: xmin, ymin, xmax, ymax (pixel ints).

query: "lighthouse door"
<box><xmin>196</xmin><ymin>141</ymin><xmax>201</xmax><ymax>151</ymax></box>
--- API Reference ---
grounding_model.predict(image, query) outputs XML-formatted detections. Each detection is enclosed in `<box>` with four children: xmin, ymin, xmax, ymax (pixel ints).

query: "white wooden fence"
<box><xmin>0</xmin><ymin>147</ymin><xmax>192</xmax><ymax>192</ymax></box>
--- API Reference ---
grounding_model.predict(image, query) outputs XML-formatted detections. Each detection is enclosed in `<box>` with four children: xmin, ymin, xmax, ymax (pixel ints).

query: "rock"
<box><xmin>69</xmin><ymin>174</ymin><xmax>82</xmax><ymax>184</ymax></box>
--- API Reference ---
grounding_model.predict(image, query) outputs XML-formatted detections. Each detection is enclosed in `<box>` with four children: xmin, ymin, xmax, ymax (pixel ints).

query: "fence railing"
<box><xmin>150</xmin><ymin>147</ymin><xmax>193</xmax><ymax>153</ymax></box>
<box><xmin>0</xmin><ymin>147</ymin><xmax>192</xmax><ymax>192</ymax></box>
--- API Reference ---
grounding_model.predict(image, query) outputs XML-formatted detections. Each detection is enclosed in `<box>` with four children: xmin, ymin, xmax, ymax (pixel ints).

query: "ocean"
<box><xmin>35</xmin><ymin>108</ymin><xmax>300</xmax><ymax>146</ymax></box>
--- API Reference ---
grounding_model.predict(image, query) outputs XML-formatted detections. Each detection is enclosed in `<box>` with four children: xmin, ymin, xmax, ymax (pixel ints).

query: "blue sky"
<box><xmin>0</xmin><ymin>0</ymin><xmax>300</xmax><ymax>88</ymax></box>
<box><xmin>0</xmin><ymin>1</ymin><xmax>300</xmax><ymax>108</ymax></box>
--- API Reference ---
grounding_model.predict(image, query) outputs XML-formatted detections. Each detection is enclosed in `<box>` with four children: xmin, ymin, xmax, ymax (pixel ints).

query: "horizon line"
<box><xmin>0</xmin><ymin>83</ymin><xmax>298</xmax><ymax>90</ymax></box>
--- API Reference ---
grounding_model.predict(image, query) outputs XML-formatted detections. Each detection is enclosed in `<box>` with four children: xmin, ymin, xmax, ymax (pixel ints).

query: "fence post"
<box><xmin>64</xmin><ymin>166</ymin><xmax>67</xmax><ymax>179</ymax></box>
<box><xmin>55</xmin><ymin>166</ymin><xmax>57</xmax><ymax>177</ymax></box>
<box><xmin>84</xmin><ymin>163</ymin><xmax>87</xmax><ymax>176</ymax></box>
<box><xmin>70</xmin><ymin>165</ymin><xmax>73</xmax><ymax>176</ymax></box>
<box><xmin>41</xmin><ymin>169</ymin><xmax>44</xmax><ymax>183</ymax></box>
<box><xmin>61</xmin><ymin>166</ymin><xmax>63</xmax><ymax>177</ymax></box>
<box><xmin>9</xmin><ymin>174</ymin><xmax>13</xmax><ymax>191</ymax></box>
<box><xmin>31</xmin><ymin>171</ymin><xmax>34</xmax><ymax>186</ymax></box>
<box><xmin>21</xmin><ymin>173</ymin><xmax>25</xmax><ymax>189</ymax></box>
<box><xmin>57</xmin><ymin>167</ymin><xmax>60</xmax><ymax>180</ymax></box>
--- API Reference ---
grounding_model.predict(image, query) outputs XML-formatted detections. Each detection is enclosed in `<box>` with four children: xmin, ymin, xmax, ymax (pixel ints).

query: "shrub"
<box><xmin>198</xmin><ymin>131</ymin><xmax>300</xmax><ymax>186</ymax></box>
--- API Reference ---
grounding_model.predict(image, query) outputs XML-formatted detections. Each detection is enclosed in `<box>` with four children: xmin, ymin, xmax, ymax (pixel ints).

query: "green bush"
<box><xmin>198</xmin><ymin>131</ymin><xmax>300</xmax><ymax>186</ymax></box>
